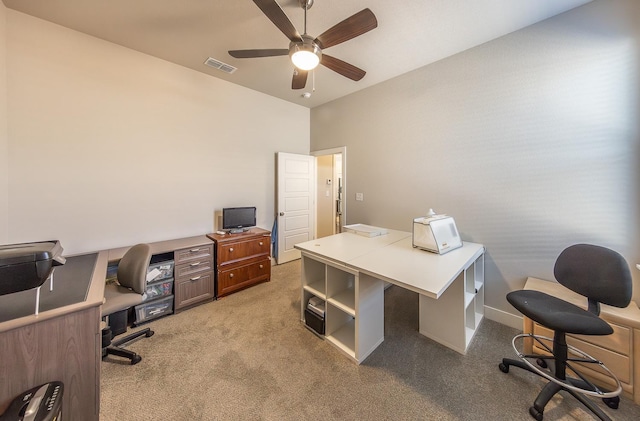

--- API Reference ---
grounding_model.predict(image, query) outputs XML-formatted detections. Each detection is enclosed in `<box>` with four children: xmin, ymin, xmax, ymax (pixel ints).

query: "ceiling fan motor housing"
<box><xmin>289</xmin><ymin>34</ymin><xmax>322</xmax><ymax>70</ymax></box>
<box><xmin>299</xmin><ymin>0</ymin><xmax>314</xmax><ymax>10</ymax></box>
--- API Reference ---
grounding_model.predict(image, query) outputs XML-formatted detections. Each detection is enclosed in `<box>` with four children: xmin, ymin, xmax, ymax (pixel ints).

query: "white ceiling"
<box><xmin>2</xmin><ymin>0</ymin><xmax>593</xmax><ymax>108</ymax></box>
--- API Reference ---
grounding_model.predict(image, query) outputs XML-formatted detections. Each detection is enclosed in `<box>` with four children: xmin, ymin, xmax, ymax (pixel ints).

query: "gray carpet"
<box><xmin>101</xmin><ymin>260</ymin><xmax>640</xmax><ymax>420</ymax></box>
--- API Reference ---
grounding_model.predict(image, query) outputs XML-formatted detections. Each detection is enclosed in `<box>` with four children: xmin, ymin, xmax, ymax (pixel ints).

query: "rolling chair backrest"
<box><xmin>116</xmin><ymin>243</ymin><xmax>152</xmax><ymax>294</ymax></box>
<box><xmin>553</xmin><ymin>243</ymin><xmax>632</xmax><ymax>315</ymax></box>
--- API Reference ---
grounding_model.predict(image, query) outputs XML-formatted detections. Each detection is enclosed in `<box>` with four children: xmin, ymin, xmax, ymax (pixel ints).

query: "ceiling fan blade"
<box><xmin>253</xmin><ymin>0</ymin><xmax>301</xmax><ymax>42</ymax></box>
<box><xmin>229</xmin><ymin>49</ymin><xmax>288</xmax><ymax>58</ymax></box>
<box><xmin>321</xmin><ymin>54</ymin><xmax>366</xmax><ymax>81</ymax></box>
<box><xmin>292</xmin><ymin>69</ymin><xmax>308</xmax><ymax>90</ymax></box>
<box><xmin>314</xmin><ymin>8</ymin><xmax>378</xmax><ymax>49</ymax></box>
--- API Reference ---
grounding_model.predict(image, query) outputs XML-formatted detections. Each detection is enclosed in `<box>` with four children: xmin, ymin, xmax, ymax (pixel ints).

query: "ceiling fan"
<box><xmin>229</xmin><ymin>0</ymin><xmax>378</xmax><ymax>90</ymax></box>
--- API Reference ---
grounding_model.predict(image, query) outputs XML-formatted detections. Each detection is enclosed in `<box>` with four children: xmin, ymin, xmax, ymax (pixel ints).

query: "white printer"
<box><xmin>412</xmin><ymin>209</ymin><xmax>462</xmax><ymax>255</ymax></box>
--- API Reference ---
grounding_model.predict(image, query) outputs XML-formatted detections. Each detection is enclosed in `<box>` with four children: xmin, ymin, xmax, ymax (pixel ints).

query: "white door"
<box><xmin>276</xmin><ymin>152</ymin><xmax>316</xmax><ymax>264</ymax></box>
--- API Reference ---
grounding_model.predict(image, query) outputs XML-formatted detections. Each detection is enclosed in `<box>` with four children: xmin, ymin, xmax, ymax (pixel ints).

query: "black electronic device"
<box><xmin>0</xmin><ymin>241</ymin><xmax>66</xmax><ymax>296</ymax></box>
<box><xmin>222</xmin><ymin>207</ymin><xmax>256</xmax><ymax>233</ymax></box>
<box><xmin>0</xmin><ymin>381</ymin><xmax>63</xmax><ymax>421</ymax></box>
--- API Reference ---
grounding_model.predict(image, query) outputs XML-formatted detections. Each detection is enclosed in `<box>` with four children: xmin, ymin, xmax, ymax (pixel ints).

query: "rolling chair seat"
<box><xmin>103</xmin><ymin>284</ymin><xmax>145</xmax><ymax>315</ymax></box>
<box><xmin>102</xmin><ymin>243</ymin><xmax>154</xmax><ymax>365</ymax></box>
<box><xmin>507</xmin><ymin>290</ymin><xmax>613</xmax><ymax>336</ymax></box>
<box><xmin>499</xmin><ymin>243</ymin><xmax>632</xmax><ymax>421</ymax></box>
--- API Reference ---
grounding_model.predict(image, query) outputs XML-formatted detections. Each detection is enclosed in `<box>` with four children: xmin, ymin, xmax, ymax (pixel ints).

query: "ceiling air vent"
<box><xmin>204</xmin><ymin>57</ymin><xmax>237</xmax><ymax>74</ymax></box>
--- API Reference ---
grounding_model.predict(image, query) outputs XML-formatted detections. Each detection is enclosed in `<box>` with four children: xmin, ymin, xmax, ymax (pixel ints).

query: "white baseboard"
<box><xmin>484</xmin><ymin>305</ymin><xmax>522</xmax><ymax>330</ymax></box>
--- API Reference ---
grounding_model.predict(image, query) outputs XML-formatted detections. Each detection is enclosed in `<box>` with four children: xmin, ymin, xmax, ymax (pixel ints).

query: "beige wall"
<box><xmin>5</xmin><ymin>10</ymin><xmax>309</xmax><ymax>255</ymax></box>
<box><xmin>311</xmin><ymin>0</ymin><xmax>640</xmax><ymax>322</ymax></box>
<box><xmin>0</xmin><ymin>2</ymin><xmax>8</xmax><ymax>243</ymax></box>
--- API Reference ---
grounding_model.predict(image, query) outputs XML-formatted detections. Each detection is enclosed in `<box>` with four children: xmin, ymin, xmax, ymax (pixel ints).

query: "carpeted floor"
<box><xmin>100</xmin><ymin>260</ymin><xmax>640</xmax><ymax>420</ymax></box>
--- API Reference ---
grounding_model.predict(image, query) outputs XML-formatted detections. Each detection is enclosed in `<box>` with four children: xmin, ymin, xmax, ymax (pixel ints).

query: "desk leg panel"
<box><xmin>0</xmin><ymin>306</ymin><xmax>100</xmax><ymax>420</ymax></box>
<box><xmin>418</xmin><ymin>272</ymin><xmax>467</xmax><ymax>355</ymax></box>
<box><xmin>356</xmin><ymin>273</ymin><xmax>384</xmax><ymax>363</ymax></box>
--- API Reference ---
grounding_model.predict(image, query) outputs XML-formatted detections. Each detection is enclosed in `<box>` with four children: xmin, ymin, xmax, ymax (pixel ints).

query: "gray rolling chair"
<box><xmin>499</xmin><ymin>244</ymin><xmax>632</xmax><ymax>421</ymax></box>
<box><xmin>102</xmin><ymin>243</ymin><xmax>154</xmax><ymax>365</ymax></box>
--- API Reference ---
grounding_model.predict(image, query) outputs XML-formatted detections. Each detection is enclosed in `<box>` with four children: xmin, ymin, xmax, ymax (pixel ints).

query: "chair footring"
<box><xmin>509</xmin><ymin>333</ymin><xmax>622</xmax><ymax>399</ymax></box>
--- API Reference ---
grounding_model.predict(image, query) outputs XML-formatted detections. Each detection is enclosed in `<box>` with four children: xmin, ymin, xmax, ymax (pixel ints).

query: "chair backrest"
<box><xmin>116</xmin><ymin>243</ymin><xmax>152</xmax><ymax>294</ymax></box>
<box><xmin>553</xmin><ymin>243</ymin><xmax>632</xmax><ymax>314</ymax></box>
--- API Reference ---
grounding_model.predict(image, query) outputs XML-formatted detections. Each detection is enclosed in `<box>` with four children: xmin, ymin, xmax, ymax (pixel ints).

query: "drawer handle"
<box><xmin>229</xmin><ymin>273</ymin><xmax>234</xmax><ymax>278</ymax></box>
<box><xmin>259</xmin><ymin>241</ymin><xmax>263</xmax><ymax>246</ymax></box>
<box><xmin>259</xmin><ymin>264</ymin><xmax>264</xmax><ymax>269</ymax></box>
<box><xmin>229</xmin><ymin>248</ymin><xmax>234</xmax><ymax>252</ymax></box>
<box><xmin>190</xmin><ymin>276</ymin><xmax>201</xmax><ymax>281</ymax></box>
<box><xmin>190</xmin><ymin>262</ymin><xmax>200</xmax><ymax>267</ymax></box>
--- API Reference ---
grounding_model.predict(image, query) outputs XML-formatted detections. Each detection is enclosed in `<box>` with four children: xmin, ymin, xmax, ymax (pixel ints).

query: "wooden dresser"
<box><xmin>207</xmin><ymin>228</ymin><xmax>271</xmax><ymax>298</ymax></box>
<box><xmin>523</xmin><ymin>277</ymin><xmax>640</xmax><ymax>404</ymax></box>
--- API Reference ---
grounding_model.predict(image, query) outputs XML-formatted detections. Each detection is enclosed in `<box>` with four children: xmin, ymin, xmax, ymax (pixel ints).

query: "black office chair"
<box><xmin>102</xmin><ymin>243</ymin><xmax>154</xmax><ymax>365</ymax></box>
<box><xmin>499</xmin><ymin>244</ymin><xmax>632</xmax><ymax>421</ymax></box>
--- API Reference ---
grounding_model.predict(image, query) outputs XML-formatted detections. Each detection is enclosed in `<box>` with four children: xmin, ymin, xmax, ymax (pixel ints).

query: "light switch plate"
<box><xmin>356</xmin><ymin>193</ymin><xmax>364</xmax><ymax>201</ymax></box>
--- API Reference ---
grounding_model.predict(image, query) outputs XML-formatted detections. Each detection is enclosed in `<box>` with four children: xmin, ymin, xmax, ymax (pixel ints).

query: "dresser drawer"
<box><xmin>174</xmin><ymin>272</ymin><xmax>214</xmax><ymax>310</ymax></box>
<box><xmin>175</xmin><ymin>244</ymin><xmax>213</xmax><ymax>264</ymax></box>
<box><xmin>218</xmin><ymin>236</ymin><xmax>270</xmax><ymax>265</ymax></box>
<box><xmin>175</xmin><ymin>256</ymin><xmax>213</xmax><ymax>279</ymax></box>
<box><xmin>218</xmin><ymin>258</ymin><xmax>270</xmax><ymax>297</ymax></box>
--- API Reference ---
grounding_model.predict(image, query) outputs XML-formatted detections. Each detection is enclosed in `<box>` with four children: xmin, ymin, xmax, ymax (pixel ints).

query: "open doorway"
<box><xmin>312</xmin><ymin>147</ymin><xmax>346</xmax><ymax>239</ymax></box>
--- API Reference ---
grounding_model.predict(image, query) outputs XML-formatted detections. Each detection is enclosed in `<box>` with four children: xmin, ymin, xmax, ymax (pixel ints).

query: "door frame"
<box><xmin>311</xmin><ymin>146</ymin><xmax>347</xmax><ymax>233</ymax></box>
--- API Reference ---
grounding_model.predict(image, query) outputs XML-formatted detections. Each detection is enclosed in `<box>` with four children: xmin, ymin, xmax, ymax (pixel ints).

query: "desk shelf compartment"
<box><xmin>419</xmin><ymin>252</ymin><xmax>485</xmax><ymax>355</ymax></box>
<box><xmin>325</xmin><ymin>305</ymin><xmax>355</xmax><ymax>358</ymax></box>
<box><xmin>299</xmin><ymin>254</ymin><xmax>384</xmax><ymax>364</ymax></box>
<box><xmin>326</xmin><ymin>266</ymin><xmax>355</xmax><ymax>316</ymax></box>
<box><xmin>135</xmin><ymin>294</ymin><xmax>174</xmax><ymax>324</ymax></box>
<box><xmin>301</xmin><ymin>257</ymin><xmax>326</xmax><ymax>299</ymax></box>
<box><xmin>463</xmin><ymin>254</ymin><xmax>484</xmax><ymax>343</ymax></box>
<box><xmin>147</xmin><ymin>254</ymin><xmax>174</xmax><ymax>284</ymax></box>
<box><xmin>142</xmin><ymin>279</ymin><xmax>174</xmax><ymax>303</ymax></box>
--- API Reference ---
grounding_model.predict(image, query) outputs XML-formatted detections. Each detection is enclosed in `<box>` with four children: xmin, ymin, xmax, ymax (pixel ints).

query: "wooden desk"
<box><xmin>295</xmin><ymin>231</ymin><xmax>485</xmax><ymax>363</ymax></box>
<box><xmin>0</xmin><ymin>251</ymin><xmax>109</xmax><ymax>421</ymax></box>
<box><xmin>0</xmin><ymin>234</ymin><xmax>214</xmax><ymax>419</ymax></box>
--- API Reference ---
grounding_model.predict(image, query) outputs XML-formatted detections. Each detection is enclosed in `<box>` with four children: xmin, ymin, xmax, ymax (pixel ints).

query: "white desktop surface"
<box><xmin>350</xmin><ymin>237</ymin><xmax>485</xmax><ymax>299</ymax></box>
<box><xmin>294</xmin><ymin>229</ymin><xmax>411</xmax><ymax>265</ymax></box>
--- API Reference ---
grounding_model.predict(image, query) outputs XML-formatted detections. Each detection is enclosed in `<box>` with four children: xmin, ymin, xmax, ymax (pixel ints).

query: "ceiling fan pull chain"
<box><xmin>312</xmin><ymin>69</ymin><xmax>316</xmax><ymax>92</ymax></box>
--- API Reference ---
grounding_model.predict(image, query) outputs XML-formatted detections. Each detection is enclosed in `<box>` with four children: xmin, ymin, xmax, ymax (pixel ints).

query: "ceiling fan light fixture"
<box><xmin>290</xmin><ymin>35</ymin><xmax>321</xmax><ymax>70</ymax></box>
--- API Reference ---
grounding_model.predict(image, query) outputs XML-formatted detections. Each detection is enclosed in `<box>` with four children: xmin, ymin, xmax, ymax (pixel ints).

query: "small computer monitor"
<box><xmin>222</xmin><ymin>207</ymin><xmax>256</xmax><ymax>233</ymax></box>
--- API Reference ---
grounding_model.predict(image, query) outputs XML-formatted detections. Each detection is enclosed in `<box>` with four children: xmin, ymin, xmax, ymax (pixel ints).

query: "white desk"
<box><xmin>295</xmin><ymin>231</ymin><xmax>485</xmax><ymax>363</ymax></box>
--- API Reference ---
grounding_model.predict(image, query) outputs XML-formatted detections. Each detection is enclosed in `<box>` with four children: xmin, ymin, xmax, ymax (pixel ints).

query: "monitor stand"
<box><xmin>229</xmin><ymin>228</ymin><xmax>249</xmax><ymax>234</ymax></box>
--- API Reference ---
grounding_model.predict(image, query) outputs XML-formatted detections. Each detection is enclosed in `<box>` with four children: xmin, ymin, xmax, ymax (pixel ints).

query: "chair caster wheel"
<box><xmin>131</xmin><ymin>354</ymin><xmax>142</xmax><ymax>365</ymax></box>
<box><xmin>146</xmin><ymin>330</ymin><xmax>155</xmax><ymax>338</ymax></box>
<box><xmin>603</xmin><ymin>396</ymin><xmax>619</xmax><ymax>409</ymax></box>
<box><xmin>529</xmin><ymin>406</ymin><xmax>543</xmax><ymax>421</ymax></box>
<box><xmin>536</xmin><ymin>358</ymin><xmax>548</xmax><ymax>369</ymax></box>
<box><xmin>498</xmin><ymin>362</ymin><xmax>509</xmax><ymax>373</ymax></box>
